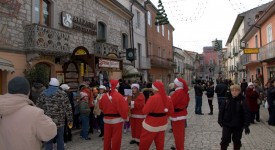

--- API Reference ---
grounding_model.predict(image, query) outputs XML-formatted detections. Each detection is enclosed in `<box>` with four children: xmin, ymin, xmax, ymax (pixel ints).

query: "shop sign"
<box><xmin>99</xmin><ymin>59</ymin><xmax>120</xmax><ymax>69</ymax></box>
<box><xmin>243</xmin><ymin>48</ymin><xmax>259</xmax><ymax>54</ymax></box>
<box><xmin>61</xmin><ymin>11</ymin><xmax>96</xmax><ymax>35</ymax></box>
<box><xmin>75</xmin><ymin>49</ymin><xmax>87</xmax><ymax>55</ymax></box>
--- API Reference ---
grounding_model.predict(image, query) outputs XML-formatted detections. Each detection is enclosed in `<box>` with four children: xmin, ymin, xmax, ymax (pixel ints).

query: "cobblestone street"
<box><xmin>67</xmin><ymin>89</ymin><xmax>275</xmax><ymax>150</ymax></box>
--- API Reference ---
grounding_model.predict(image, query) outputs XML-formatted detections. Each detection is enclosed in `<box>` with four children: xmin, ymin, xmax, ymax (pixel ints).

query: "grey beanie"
<box><xmin>8</xmin><ymin>76</ymin><xmax>30</xmax><ymax>95</ymax></box>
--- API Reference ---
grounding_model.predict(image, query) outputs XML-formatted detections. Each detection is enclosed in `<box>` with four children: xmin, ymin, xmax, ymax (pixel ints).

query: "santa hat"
<box><xmin>109</xmin><ymin>80</ymin><xmax>119</xmax><ymax>95</ymax></box>
<box><xmin>152</xmin><ymin>81</ymin><xmax>168</xmax><ymax>112</ymax></box>
<box><xmin>174</xmin><ymin>78</ymin><xmax>188</xmax><ymax>93</ymax></box>
<box><xmin>99</xmin><ymin>85</ymin><xmax>106</xmax><ymax>90</ymax></box>
<box><xmin>248</xmin><ymin>82</ymin><xmax>254</xmax><ymax>86</ymax></box>
<box><xmin>131</xmin><ymin>83</ymin><xmax>140</xmax><ymax>90</ymax></box>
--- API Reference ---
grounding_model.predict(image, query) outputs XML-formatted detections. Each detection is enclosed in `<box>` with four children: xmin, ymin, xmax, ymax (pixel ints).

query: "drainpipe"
<box><xmin>129</xmin><ymin>0</ymin><xmax>135</xmax><ymax>68</ymax></box>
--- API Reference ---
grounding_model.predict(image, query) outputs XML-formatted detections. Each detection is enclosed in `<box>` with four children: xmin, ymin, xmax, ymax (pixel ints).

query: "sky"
<box><xmin>151</xmin><ymin>0</ymin><xmax>273</xmax><ymax>53</ymax></box>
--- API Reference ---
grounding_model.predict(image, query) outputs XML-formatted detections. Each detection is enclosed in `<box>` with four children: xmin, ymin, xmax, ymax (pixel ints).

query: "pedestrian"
<box><xmin>79</xmin><ymin>78</ymin><xmax>95</xmax><ymax>134</ymax></box>
<box><xmin>206</xmin><ymin>81</ymin><xmax>215</xmax><ymax>115</ymax></box>
<box><xmin>36</xmin><ymin>78</ymin><xmax>73</xmax><ymax>150</ymax></box>
<box><xmin>30</xmin><ymin>78</ymin><xmax>46</xmax><ymax>104</ymax></box>
<box><xmin>60</xmin><ymin>84</ymin><xmax>73</xmax><ymax>142</ymax></box>
<box><xmin>128</xmin><ymin>83</ymin><xmax>146</xmax><ymax>145</ymax></box>
<box><xmin>245</xmin><ymin>82</ymin><xmax>259</xmax><ymax>124</ymax></box>
<box><xmin>194</xmin><ymin>79</ymin><xmax>204</xmax><ymax>115</ymax></box>
<box><xmin>99</xmin><ymin>79</ymin><xmax>129</xmax><ymax>150</ymax></box>
<box><xmin>79</xmin><ymin>92</ymin><xmax>91</xmax><ymax>140</ymax></box>
<box><xmin>240</xmin><ymin>79</ymin><xmax>248</xmax><ymax>96</ymax></box>
<box><xmin>0</xmin><ymin>76</ymin><xmax>57</xmax><ymax>150</ymax></box>
<box><xmin>139</xmin><ymin>81</ymin><xmax>174</xmax><ymax>150</ymax></box>
<box><xmin>253</xmin><ymin>80</ymin><xmax>264</xmax><ymax>122</ymax></box>
<box><xmin>170</xmin><ymin>78</ymin><xmax>190</xmax><ymax>150</ymax></box>
<box><xmin>93</xmin><ymin>85</ymin><xmax>106</xmax><ymax>137</ymax></box>
<box><xmin>215</xmin><ymin>79</ymin><xmax>229</xmax><ymax>110</ymax></box>
<box><xmin>218</xmin><ymin>84</ymin><xmax>250</xmax><ymax>150</ymax></box>
<box><xmin>267</xmin><ymin>79</ymin><xmax>275</xmax><ymax>126</ymax></box>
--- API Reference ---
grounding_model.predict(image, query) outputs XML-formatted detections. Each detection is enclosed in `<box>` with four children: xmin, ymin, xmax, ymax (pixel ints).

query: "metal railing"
<box><xmin>149</xmin><ymin>55</ymin><xmax>173</xmax><ymax>69</ymax></box>
<box><xmin>259</xmin><ymin>40</ymin><xmax>275</xmax><ymax>61</ymax></box>
<box><xmin>24</xmin><ymin>24</ymin><xmax>70</xmax><ymax>56</ymax></box>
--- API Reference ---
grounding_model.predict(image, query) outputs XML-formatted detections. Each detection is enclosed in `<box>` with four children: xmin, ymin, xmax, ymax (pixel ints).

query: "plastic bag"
<box><xmin>265</xmin><ymin>101</ymin><xmax>269</xmax><ymax>109</ymax></box>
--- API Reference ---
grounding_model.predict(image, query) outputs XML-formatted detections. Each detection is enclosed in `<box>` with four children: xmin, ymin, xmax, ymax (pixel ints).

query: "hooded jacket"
<box><xmin>0</xmin><ymin>94</ymin><xmax>57</xmax><ymax>150</ymax></box>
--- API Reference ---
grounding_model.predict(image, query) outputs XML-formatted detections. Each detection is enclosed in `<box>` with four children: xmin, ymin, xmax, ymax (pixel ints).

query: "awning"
<box><xmin>0</xmin><ymin>57</ymin><xmax>15</xmax><ymax>72</ymax></box>
<box><xmin>123</xmin><ymin>65</ymin><xmax>139</xmax><ymax>76</ymax></box>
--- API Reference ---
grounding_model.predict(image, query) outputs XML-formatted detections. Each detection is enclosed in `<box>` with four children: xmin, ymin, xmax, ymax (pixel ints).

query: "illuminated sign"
<box><xmin>243</xmin><ymin>48</ymin><xmax>259</xmax><ymax>54</ymax></box>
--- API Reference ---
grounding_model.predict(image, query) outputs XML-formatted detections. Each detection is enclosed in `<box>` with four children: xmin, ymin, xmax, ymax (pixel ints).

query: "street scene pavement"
<box><xmin>67</xmin><ymin>89</ymin><xmax>275</xmax><ymax>150</ymax></box>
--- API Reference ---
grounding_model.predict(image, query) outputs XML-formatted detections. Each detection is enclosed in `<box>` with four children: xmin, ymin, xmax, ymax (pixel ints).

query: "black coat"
<box><xmin>218</xmin><ymin>94</ymin><xmax>250</xmax><ymax>128</ymax></box>
<box><xmin>206</xmin><ymin>86</ymin><xmax>214</xmax><ymax>98</ymax></box>
<box><xmin>215</xmin><ymin>83</ymin><xmax>228</xmax><ymax>97</ymax></box>
<box><xmin>194</xmin><ymin>84</ymin><xmax>203</xmax><ymax>96</ymax></box>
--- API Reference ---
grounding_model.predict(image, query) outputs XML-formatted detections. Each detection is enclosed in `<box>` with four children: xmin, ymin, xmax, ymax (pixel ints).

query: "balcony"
<box><xmin>237</xmin><ymin>62</ymin><xmax>245</xmax><ymax>71</ymax></box>
<box><xmin>94</xmin><ymin>42</ymin><xmax>119</xmax><ymax>58</ymax></box>
<box><xmin>259</xmin><ymin>40</ymin><xmax>275</xmax><ymax>61</ymax></box>
<box><xmin>240</xmin><ymin>54</ymin><xmax>260</xmax><ymax>66</ymax></box>
<box><xmin>24</xmin><ymin>24</ymin><xmax>70</xmax><ymax>56</ymax></box>
<box><xmin>139</xmin><ymin>56</ymin><xmax>151</xmax><ymax>69</ymax></box>
<box><xmin>149</xmin><ymin>55</ymin><xmax>173</xmax><ymax>69</ymax></box>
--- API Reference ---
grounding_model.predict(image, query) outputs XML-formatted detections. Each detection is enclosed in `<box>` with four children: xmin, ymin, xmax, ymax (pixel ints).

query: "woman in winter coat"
<box><xmin>245</xmin><ymin>82</ymin><xmax>259</xmax><ymax>123</ymax></box>
<box><xmin>206</xmin><ymin>81</ymin><xmax>215</xmax><ymax>115</ymax></box>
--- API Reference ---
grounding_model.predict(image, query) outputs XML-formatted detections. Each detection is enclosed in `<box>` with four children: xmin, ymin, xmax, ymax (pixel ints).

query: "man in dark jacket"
<box><xmin>218</xmin><ymin>84</ymin><xmax>250</xmax><ymax>150</ymax></box>
<box><xmin>194</xmin><ymin>79</ymin><xmax>204</xmax><ymax>115</ymax></box>
<box><xmin>240</xmin><ymin>79</ymin><xmax>248</xmax><ymax>96</ymax></box>
<box><xmin>267</xmin><ymin>79</ymin><xmax>275</xmax><ymax>126</ymax></box>
<box><xmin>215</xmin><ymin>79</ymin><xmax>229</xmax><ymax>110</ymax></box>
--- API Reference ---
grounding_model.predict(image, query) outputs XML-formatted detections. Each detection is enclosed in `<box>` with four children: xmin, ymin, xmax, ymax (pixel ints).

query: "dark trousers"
<box><xmin>217</xmin><ymin>97</ymin><xmax>226</xmax><ymax>110</ymax></box>
<box><xmin>250</xmin><ymin>111</ymin><xmax>257</xmax><ymax>123</ymax></box>
<box><xmin>208</xmin><ymin>99</ymin><xmax>213</xmax><ymax>113</ymax></box>
<box><xmin>89</xmin><ymin>107</ymin><xmax>95</xmax><ymax>133</ymax></box>
<box><xmin>221</xmin><ymin>126</ymin><xmax>243</xmax><ymax>146</ymax></box>
<box><xmin>195</xmin><ymin>96</ymin><xmax>202</xmax><ymax>114</ymax></box>
<box><xmin>64</xmin><ymin>117</ymin><xmax>72</xmax><ymax>142</ymax></box>
<box><xmin>256</xmin><ymin>105</ymin><xmax>260</xmax><ymax>121</ymax></box>
<box><xmin>73</xmin><ymin>114</ymin><xmax>80</xmax><ymax>129</ymax></box>
<box><xmin>97</xmin><ymin>112</ymin><xmax>104</xmax><ymax>135</ymax></box>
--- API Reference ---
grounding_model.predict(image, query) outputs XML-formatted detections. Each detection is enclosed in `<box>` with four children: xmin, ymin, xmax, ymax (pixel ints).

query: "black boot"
<box><xmin>220</xmin><ymin>143</ymin><xmax>228</xmax><ymax>150</ymax></box>
<box><xmin>208</xmin><ymin>105</ymin><xmax>213</xmax><ymax>115</ymax></box>
<box><xmin>233</xmin><ymin>143</ymin><xmax>242</xmax><ymax>150</ymax></box>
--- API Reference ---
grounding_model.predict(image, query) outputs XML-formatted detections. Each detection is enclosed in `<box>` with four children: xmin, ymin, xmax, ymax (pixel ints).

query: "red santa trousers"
<box><xmin>103</xmin><ymin>122</ymin><xmax>123</xmax><ymax>150</ymax></box>
<box><xmin>172</xmin><ymin>119</ymin><xmax>186</xmax><ymax>150</ymax></box>
<box><xmin>139</xmin><ymin>128</ymin><xmax>165</xmax><ymax>150</ymax></box>
<box><xmin>130</xmin><ymin>118</ymin><xmax>143</xmax><ymax>142</ymax></box>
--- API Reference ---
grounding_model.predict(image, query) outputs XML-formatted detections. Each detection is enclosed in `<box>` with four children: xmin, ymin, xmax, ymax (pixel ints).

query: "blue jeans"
<box><xmin>195</xmin><ymin>96</ymin><xmax>202</xmax><ymax>114</ymax></box>
<box><xmin>45</xmin><ymin>126</ymin><xmax>64</xmax><ymax>150</ymax></box>
<box><xmin>80</xmin><ymin>115</ymin><xmax>90</xmax><ymax>139</ymax></box>
<box><xmin>217</xmin><ymin>97</ymin><xmax>226</xmax><ymax>110</ymax></box>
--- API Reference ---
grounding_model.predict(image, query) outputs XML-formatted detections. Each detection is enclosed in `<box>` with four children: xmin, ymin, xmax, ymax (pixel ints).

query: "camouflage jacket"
<box><xmin>36</xmin><ymin>86</ymin><xmax>73</xmax><ymax>127</ymax></box>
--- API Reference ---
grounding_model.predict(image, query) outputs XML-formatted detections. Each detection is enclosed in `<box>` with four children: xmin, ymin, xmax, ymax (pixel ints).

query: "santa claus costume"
<box><xmin>99</xmin><ymin>80</ymin><xmax>129</xmax><ymax>150</ymax></box>
<box><xmin>129</xmin><ymin>84</ymin><xmax>146</xmax><ymax>145</ymax></box>
<box><xmin>170</xmin><ymin>78</ymin><xmax>190</xmax><ymax>150</ymax></box>
<box><xmin>139</xmin><ymin>81</ymin><xmax>174</xmax><ymax>150</ymax></box>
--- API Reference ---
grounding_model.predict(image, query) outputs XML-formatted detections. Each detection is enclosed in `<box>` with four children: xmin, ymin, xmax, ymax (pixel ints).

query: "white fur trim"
<box><xmin>103</xmin><ymin>117</ymin><xmax>124</xmax><ymax>124</ymax></box>
<box><xmin>142</xmin><ymin>120</ymin><xmax>168</xmax><ymax>132</ymax></box>
<box><xmin>131</xmin><ymin>83</ymin><xmax>140</xmax><ymax>89</ymax></box>
<box><xmin>169</xmin><ymin>116</ymin><xmax>187</xmax><ymax>121</ymax></box>
<box><xmin>164</xmin><ymin>108</ymin><xmax>168</xmax><ymax>112</ymax></box>
<box><xmin>174</xmin><ymin>78</ymin><xmax>183</xmax><ymax>87</ymax></box>
<box><xmin>131</xmin><ymin>101</ymin><xmax>135</xmax><ymax>109</ymax></box>
<box><xmin>152</xmin><ymin>84</ymin><xmax>159</xmax><ymax>91</ymax></box>
<box><xmin>131</xmin><ymin>114</ymin><xmax>146</xmax><ymax>118</ymax></box>
<box><xmin>175</xmin><ymin>87</ymin><xmax>183</xmax><ymax>91</ymax></box>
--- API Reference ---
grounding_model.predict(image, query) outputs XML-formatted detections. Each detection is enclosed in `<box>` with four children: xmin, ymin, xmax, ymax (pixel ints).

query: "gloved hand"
<box><xmin>244</xmin><ymin>127</ymin><xmax>250</xmax><ymax>135</ymax></box>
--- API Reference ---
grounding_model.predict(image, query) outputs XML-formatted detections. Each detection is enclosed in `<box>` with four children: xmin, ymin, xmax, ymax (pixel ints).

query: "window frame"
<box><xmin>97</xmin><ymin>21</ymin><xmax>107</xmax><ymax>42</ymax></box>
<box><xmin>136</xmin><ymin>10</ymin><xmax>141</xmax><ymax>29</ymax></box>
<box><xmin>147</xmin><ymin>11</ymin><xmax>151</xmax><ymax>26</ymax></box>
<box><xmin>122</xmin><ymin>33</ymin><xmax>128</xmax><ymax>49</ymax></box>
<box><xmin>34</xmin><ymin>0</ymin><xmax>51</xmax><ymax>26</ymax></box>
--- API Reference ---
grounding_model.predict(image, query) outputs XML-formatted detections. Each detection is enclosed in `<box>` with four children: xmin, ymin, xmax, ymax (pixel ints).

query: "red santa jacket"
<box><xmin>170</xmin><ymin>87</ymin><xmax>190</xmax><ymax>121</ymax></box>
<box><xmin>142</xmin><ymin>92</ymin><xmax>174</xmax><ymax>132</ymax></box>
<box><xmin>130</xmin><ymin>93</ymin><xmax>145</xmax><ymax>118</ymax></box>
<box><xmin>99</xmin><ymin>91</ymin><xmax>129</xmax><ymax>124</ymax></box>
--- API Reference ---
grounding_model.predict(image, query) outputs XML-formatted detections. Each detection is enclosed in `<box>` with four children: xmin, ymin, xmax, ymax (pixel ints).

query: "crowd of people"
<box><xmin>0</xmin><ymin>76</ymin><xmax>190</xmax><ymax>150</ymax></box>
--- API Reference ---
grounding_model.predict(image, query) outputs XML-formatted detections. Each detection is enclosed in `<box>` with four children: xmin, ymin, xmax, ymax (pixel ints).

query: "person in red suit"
<box><xmin>245</xmin><ymin>82</ymin><xmax>259</xmax><ymax>124</ymax></box>
<box><xmin>99</xmin><ymin>80</ymin><xmax>129</xmax><ymax>150</ymax></box>
<box><xmin>170</xmin><ymin>78</ymin><xmax>190</xmax><ymax>150</ymax></box>
<box><xmin>139</xmin><ymin>81</ymin><xmax>174</xmax><ymax>150</ymax></box>
<box><xmin>129</xmin><ymin>83</ymin><xmax>146</xmax><ymax>145</ymax></box>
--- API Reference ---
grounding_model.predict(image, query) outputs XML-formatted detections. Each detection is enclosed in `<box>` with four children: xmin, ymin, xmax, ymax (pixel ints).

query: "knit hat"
<box><xmin>99</xmin><ymin>85</ymin><xmax>106</xmax><ymax>90</ymax></box>
<box><xmin>49</xmin><ymin>78</ymin><xmax>60</xmax><ymax>86</ymax></box>
<box><xmin>248</xmin><ymin>82</ymin><xmax>254</xmax><ymax>87</ymax></box>
<box><xmin>109</xmin><ymin>80</ymin><xmax>119</xmax><ymax>93</ymax></box>
<box><xmin>8</xmin><ymin>76</ymin><xmax>30</xmax><ymax>95</ymax></box>
<box><xmin>60</xmin><ymin>84</ymin><xmax>70</xmax><ymax>90</ymax></box>
<box><xmin>152</xmin><ymin>81</ymin><xmax>168</xmax><ymax>112</ymax></box>
<box><xmin>131</xmin><ymin>83</ymin><xmax>140</xmax><ymax>90</ymax></box>
<box><xmin>80</xmin><ymin>92</ymin><xmax>88</xmax><ymax>99</ymax></box>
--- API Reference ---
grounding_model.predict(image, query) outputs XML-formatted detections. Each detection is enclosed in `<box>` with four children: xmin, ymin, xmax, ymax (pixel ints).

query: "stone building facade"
<box><xmin>0</xmin><ymin>0</ymin><xmax>133</xmax><ymax>93</ymax></box>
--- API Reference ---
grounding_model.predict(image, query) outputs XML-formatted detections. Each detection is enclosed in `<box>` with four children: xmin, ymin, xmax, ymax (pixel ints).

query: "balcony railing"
<box><xmin>139</xmin><ymin>56</ymin><xmax>151</xmax><ymax>69</ymax></box>
<box><xmin>24</xmin><ymin>24</ymin><xmax>70</xmax><ymax>56</ymax></box>
<box><xmin>149</xmin><ymin>55</ymin><xmax>173</xmax><ymax>69</ymax></box>
<box><xmin>259</xmin><ymin>40</ymin><xmax>275</xmax><ymax>61</ymax></box>
<box><xmin>94</xmin><ymin>42</ymin><xmax>119</xmax><ymax>57</ymax></box>
<box><xmin>240</xmin><ymin>54</ymin><xmax>251</xmax><ymax>65</ymax></box>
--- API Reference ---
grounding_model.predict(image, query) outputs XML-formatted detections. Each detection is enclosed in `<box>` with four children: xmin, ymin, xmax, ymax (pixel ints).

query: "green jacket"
<box><xmin>79</xmin><ymin>101</ymin><xmax>91</xmax><ymax>116</ymax></box>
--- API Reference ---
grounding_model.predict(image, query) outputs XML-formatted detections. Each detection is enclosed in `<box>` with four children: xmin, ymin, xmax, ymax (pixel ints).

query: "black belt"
<box><xmin>174</xmin><ymin>108</ymin><xmax>184</xmax><ymax>112</ymax></box>
<box><xmin>104</xmin><ymin>114</ymin><xmax>120</xmax><ymax>117</ymax></box>
<box><xmin>148</xmin><ymin>113</ymin><xmax>166</xmax><ymax>117</ymax></box>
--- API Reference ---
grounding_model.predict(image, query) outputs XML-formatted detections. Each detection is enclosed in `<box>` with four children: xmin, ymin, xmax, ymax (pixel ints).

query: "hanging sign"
<box><xmin>243</xmin><ymin>48</ymin><xmax>259</xmax><ymax>54</ymax></box>
<box><xmin>99</xmin><ymin>59</ymin><xmax>120</xmax><ymax>69</ymax></box>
